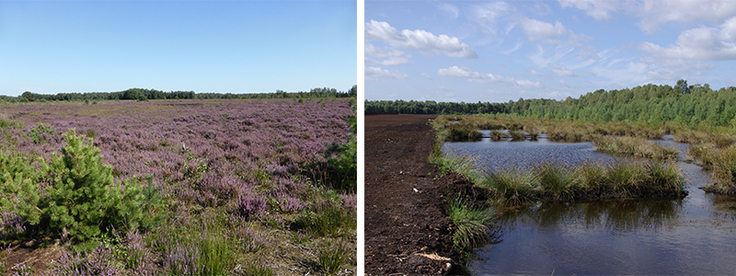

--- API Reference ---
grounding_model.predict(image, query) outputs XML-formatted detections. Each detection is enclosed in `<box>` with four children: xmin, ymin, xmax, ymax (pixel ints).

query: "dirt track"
<box><xmin>365</xmin><ymin>114</ymin><xmax>472</xmax><ymax>275</ymax></box>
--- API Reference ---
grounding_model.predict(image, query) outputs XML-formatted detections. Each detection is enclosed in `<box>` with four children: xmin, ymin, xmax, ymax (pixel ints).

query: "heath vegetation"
<box><xmin>0</xmin><ymin>96</ymin><xmax>356</xmax><ymax>275</ymax></box>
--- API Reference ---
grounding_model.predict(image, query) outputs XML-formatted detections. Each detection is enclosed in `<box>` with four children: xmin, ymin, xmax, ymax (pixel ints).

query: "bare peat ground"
<box><xmin>365</xmin><ymin>114</ymin><xmax>473</xmax><ymax>275</ymax></box>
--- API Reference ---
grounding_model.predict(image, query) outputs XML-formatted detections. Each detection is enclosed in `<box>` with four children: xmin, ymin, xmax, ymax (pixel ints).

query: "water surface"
<box><xmin>443</xmin><ymin>138</ymin><xmax>736</xmax><ymax>275</ymax></box>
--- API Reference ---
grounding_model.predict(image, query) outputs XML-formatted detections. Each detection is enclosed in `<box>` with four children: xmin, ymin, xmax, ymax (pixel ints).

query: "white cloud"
<box><xmin>365</xmin><ymin>66</ymin><xmax>409</xmax><ymax>80</ymax></box>
<box><xmin>473</xmin><ymin>2</ymin><xmax>513</xmax><ymax>34</ymax></box>
<box><xmin>503</xmin><ymin>40</ymin><xmax>524</xmax><ymax>54</ymax></box>
<box><xmin>530</xmin><ymin>45</ymin><xmax>576</xmax><ymax>68</ymax></box>
<box><xmin>646</xmin><ymin>69</ymin><xmax>678</xmax><ymax>80</ymax></box>
<box><xmin>550</xmin><ymin>63</ymin><xmax>584</xmax><ymax>77</ymax></box>
<box><xmin>519</xmin><ymin>17</ymin><xmax>567</xmax><ymax>41</ymax></box>
<box><xmin>437</xmin><ymin>66</ymin><xmax>543</xmax><ymax>88</ymax></box>
<box><xmin>639</xmin><ymin>23</ymin><xmax>736</xmax><ymax>61</ymax></box>
<box><xmin>559</xmin><ymin>0</ymin><xmax>736</xmax><ymax>33</ymax></box>
<box><xmin>437</xmin><ymin>3</ymin><xmax>459</xmax><ymax>20</ymax></box>
<box><xmin>365</xmin><ymin>20</ymin><xmax>478</xmax><ymax>59</ymax></box>
<box><xmin>636</xmin><ymin>0</ymin><xmax>736</xmax><ymax>33</ymax></box>
<box><xmin>558</xmin><ymin>0</ymin><xmax>623</xmax><ymax>20</ymax></box>
<box><xmin>589</xmin><ymin>61</ymin><xmax>650</xmax><ymax>87</ymax></box>
<box><xmin>365</xmin><ymin>43</ymin><xmax>411</xmax><ymax>66</ymax></box>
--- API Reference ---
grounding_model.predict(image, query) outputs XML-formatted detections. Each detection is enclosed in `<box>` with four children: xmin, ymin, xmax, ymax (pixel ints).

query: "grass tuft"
<box><xmin>447</xmin><ymin>197</ymin><xmax>495</xmax><ymax>252</ymax></box>
<box><xmin>537</xmin><ymin>163</ymin><xmax>578</xmax><ymax>200</ymax></box>
<box><xmin>593</xmin><ymin>136</ymin><xmax>678</xmax><ymax>160</ymax></box>
<box><xmin>317</xmin><ymin>241</ymin><xmax>352</xmax><ymax>275</ymax></box>
<box><xmin>480</xmin><ymin>168</ymin><xmax>538</xmax><ymax>204</ymax></box>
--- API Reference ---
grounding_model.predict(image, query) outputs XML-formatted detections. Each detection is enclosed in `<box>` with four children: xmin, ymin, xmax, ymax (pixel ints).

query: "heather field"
<box><xmin>0</xmin><ymin>99</ymin><xmax>356</xmax><ymax>275</ymax></box>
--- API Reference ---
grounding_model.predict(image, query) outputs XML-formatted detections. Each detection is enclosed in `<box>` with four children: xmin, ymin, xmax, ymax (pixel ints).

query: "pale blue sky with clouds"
<box><xmin>0</xmin><ymin>1</ymin><xmax>356</xmax><ymax>96</ymax></box>
<box><xmin>365</xmin><ymin>0</ymin><xmax>736</xmax><ymax>103</ymax></box>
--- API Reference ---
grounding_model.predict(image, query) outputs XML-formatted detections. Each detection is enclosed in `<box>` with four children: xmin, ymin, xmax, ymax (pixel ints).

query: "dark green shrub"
<box><xmin>325</xmin><ymin>138</ymin><xmax>357</xmax><ymax>192</ymax></box>
<box><xmin>0</xmin><ymin>154</ymin><xmax>43</xmax><ymax>227</ymax></box>
<box><xmin>42</xmin><ymin>130</ymin><xmax>146</xmax><ymax>241</ymax></box>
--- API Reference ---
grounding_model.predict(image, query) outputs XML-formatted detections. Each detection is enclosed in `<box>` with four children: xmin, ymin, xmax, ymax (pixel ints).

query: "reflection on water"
<box><xmin>444</xmin><ymin>137</ymin><xmax>736</xmax><ymax>274</ymax></box>
<box><xmin>503</xmin><ymin>198</ymin><xmax>684</xmax><ymax>233</ymax></box>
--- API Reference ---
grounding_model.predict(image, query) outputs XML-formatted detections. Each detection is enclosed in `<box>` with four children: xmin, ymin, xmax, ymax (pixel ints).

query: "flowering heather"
<box><xmin>0</xmin><ymin>212</ymin><xmax>25</xmax><ymax>239</ymax></box>
<box><xmin>1</xmin><ymin>99</ymin><xmax>353</xmax><ymax>208</ymax></box>
<box><xmin>0</xmin><ymin>98</ymin><xmax>356</xmax><ymax>274</ymax></box>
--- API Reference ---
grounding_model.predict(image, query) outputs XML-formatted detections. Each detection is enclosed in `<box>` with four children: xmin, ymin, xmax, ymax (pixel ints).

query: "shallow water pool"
<box><xmin>443</xmin><ymin>138</ymin><xmax>736</xmax><ymax>274</ymax></box>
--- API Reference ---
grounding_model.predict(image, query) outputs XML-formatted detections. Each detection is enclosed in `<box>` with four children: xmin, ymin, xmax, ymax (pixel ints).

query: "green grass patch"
<box><xmin>296</xmin><ymin>199</ymin><xmax>354</xmax><ymax>237</ymax></box>
<box><xmin>479</xmin><ymin>168</ymin><xmax>538</xmax><ymax>204</ymax></box>
<box><xmin>538</xmin><ymin>163</ymin><xmax>578</xmax><ymax>200</ymax></box>
<box><xmin>317</xmin><ymin>241</ymin><xmax>352</xmax><ymax>275</ymax></box>
<box><xmin>447</xmin><ymin>197</ymin><xmax>495</xmax><ymax>252</ymax></box>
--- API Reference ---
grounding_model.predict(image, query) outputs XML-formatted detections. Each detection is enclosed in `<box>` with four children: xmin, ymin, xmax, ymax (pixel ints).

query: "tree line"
<box><xmin>365</xmin><ymin>80</ymin><xmax>736</xmax><ymax>127</ymax></box>
<box><xmin>1</xmin><ymin>85</ymin><xmax>357</xmax><ymax>103</ymax></box>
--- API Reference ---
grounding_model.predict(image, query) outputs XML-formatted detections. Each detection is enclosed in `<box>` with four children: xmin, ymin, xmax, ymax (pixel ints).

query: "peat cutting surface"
<box><xmin>365</xmin><ymin>114</ymin><xmax>472</xmax><ymax>275</ymax></box>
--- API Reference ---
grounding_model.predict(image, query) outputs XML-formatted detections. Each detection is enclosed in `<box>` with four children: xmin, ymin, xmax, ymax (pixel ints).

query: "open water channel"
<box><xmin>443</xmin><ymin>133</ymin><xmax>736</xmax><ymax>275</ymax></box>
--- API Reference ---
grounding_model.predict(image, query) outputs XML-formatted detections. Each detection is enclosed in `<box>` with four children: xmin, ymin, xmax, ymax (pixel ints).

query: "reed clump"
<box><xmin>508</xmin><ymin>130</ymin><xmax>525</xmax><ymax>141</ymax></box>
<box><xmin>479</xmin><ymin>161</ymin><xmax>685</xmax><ymax>204</ymax></box>
<box><xmin>593</xmin><ymin>136</ymin><xmax>678</xmax><ymax>160</ymax></box>
<box><xmin>702</xmin><ymin>145</ymin><xmax>736</xmax><ymax>194</ymax></box>
<box><xmin>479</xmin><ymin>168</ymin><xmax>538</xmax><ymax>204</ymax></box>
<box><xmin>489</xmin><ymin>130</ymin><xmax>504</xmax><ymax>141</ymax></box>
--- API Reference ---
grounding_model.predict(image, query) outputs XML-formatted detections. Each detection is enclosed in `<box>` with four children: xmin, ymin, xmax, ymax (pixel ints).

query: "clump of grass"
<box><xmin>711</xmin><ymin>133</ymin><xmax>735</xmax><ymax>148</ymax></box>
<box><xmin>642</xmin><ymin>161</ymin><xmax>685</xmax><ymax>193</ymax></box>
<box><xmin>296</xmin><ymin>200</ymin><xmax>354</xmax><ymax>237</ymax></box>
<box><xmin>468</xmin><ymin>129</ymin><xmax>483</xmax><ymax>140</ymax></box>
<box><xmin>431</xmin><ymin>151</ymin><xmax>479</xmax><ymax>181</ymax></box>
<box><xmin>0</xmin><ymin>113</ymin><xmax>22</xmax><ymax>129</ymax></box>
<box><xmin>480</xmin><ymin>168</ymin><xmax>538</xmax><ymax>204</ymax></box>
<box><xmin>704</xmin><ymin>145</ymin><xmax>736</xmax><ymax>193</ymax></box>
<box><xmin>528</xmin><ymin>131</ymin><xmax>539</xmax><ymax>141</ymax></box>
<box><xmin>446</xmin><ymin>125</ymin><xmax>482</xmax><ymax>141</ymax></box>
<box><xmin>593</xmin><ymin>136</ymin><xmax>678</xmax><ymax>160</ymax></box>
<box><xmin>537</xmin><ymin>163</ymin><xmax>578</xmax><ymax>200</ymax></box>
<box><xmin>603</xmin><ymin>161</ymin><xmax>642</xmax><ymax>194</ymax></box>
<box><xmin>579</xmin><ymin>162</ymin><xmax>606</xmax><ymax>188</ymax></box>
<box><xmin>688</xmin><ymin>144</ymin><xmax>716</xmax><ymax>166</ymax></box>
<box><xmin>317</xmin><ymin>241</ymin><xmax>352</xmax><ymax>275</ymax></box>
<box><xmin>477</xmin><ymin>160</ymin><xmax>684</xmax><ymax>203</ymax></box>
<box><xmin>155</xmin><ymin>217</ymin><xmax>237</xmax><ymax>276</ymax></box>
<box><xmin>447</xmin><ymin>197</ymin><xmax>495</xmax><ymax>252</ymax></box>
<box><xmin>509</xmin><ymin>130</ymin><xmax>525</xmax><ymax>141</ymax></box>
<box><xmin>490</xmin><ymin>130</ymin><xmax>504</xmax><ymax>141</ymax></box>
<box><xmin>674</xmin><ymin>129</ymin><xmax>708</xmax><ymax>144</ymax></box>
<box><xmin>242</xmin><ymin>259</ymin><xmax>274</xmax><ymax>276</ymax></box>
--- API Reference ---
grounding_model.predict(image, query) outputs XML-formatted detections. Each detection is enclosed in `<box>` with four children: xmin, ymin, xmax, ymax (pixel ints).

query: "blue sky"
<box><xmin>365</xmin><ymin>0</ymin><xmax>736</xmax><ymax>103</ymax></box>
<box><xmin>0</xmin><ymin>1</ymin><xmax>356</xmax><ymax>96</ymax></box>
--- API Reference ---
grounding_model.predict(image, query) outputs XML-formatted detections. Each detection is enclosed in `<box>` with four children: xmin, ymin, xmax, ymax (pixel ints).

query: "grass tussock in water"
<box><xmin>479</xmin><ymin>168</ymin><xmax>538</xmax><ymax>204</ymax></box>
<box><xmin>447</xmin><ymin>197</ymin><xmax>495</xmax><ymax>253</ymax></box>
<box><xmin>477</xmin><ymin>161</ymin><xmax>686</xmax><ymax>204</ymax></box>
<box><xmin>430</xmin><ymin>143</ymin><xmax>686</xmax><ymax>204</ymax></box>
<box><xmin>702</xmin><ymin>145</ymin><xmax>736</xmax><ymax>194</ymax></box>
<box><xmin>593</xmin><ymin>136</ymin><xmax>679</xmax><ymax>160</ymax></box>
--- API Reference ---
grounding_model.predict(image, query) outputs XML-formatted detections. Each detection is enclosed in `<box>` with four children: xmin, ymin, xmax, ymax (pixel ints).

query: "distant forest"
<box><xmin>366</xmin><ymin>80</ymin><xmax>736</xmax><ymax>127</ymax></box>
<box><xmin>0</xmin><ymin>85</ymin><xmax>357</xmax><ymax>103</ymax></box>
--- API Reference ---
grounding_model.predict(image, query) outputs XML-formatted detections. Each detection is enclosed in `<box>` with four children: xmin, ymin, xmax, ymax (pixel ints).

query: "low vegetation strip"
<box><xmin>474</xmin><ymin>161</ymin><xmax>687</xmax><ymax>202</ymax></box>
<box><xmin>593</xmin><ymin>136</ymin><xmax>679</xmax><ymax>160</ymax></box>
<box><xmin>698</xmin><ymin>145</ymin><xmax>736</xmax><ymax>194</ymax></box>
